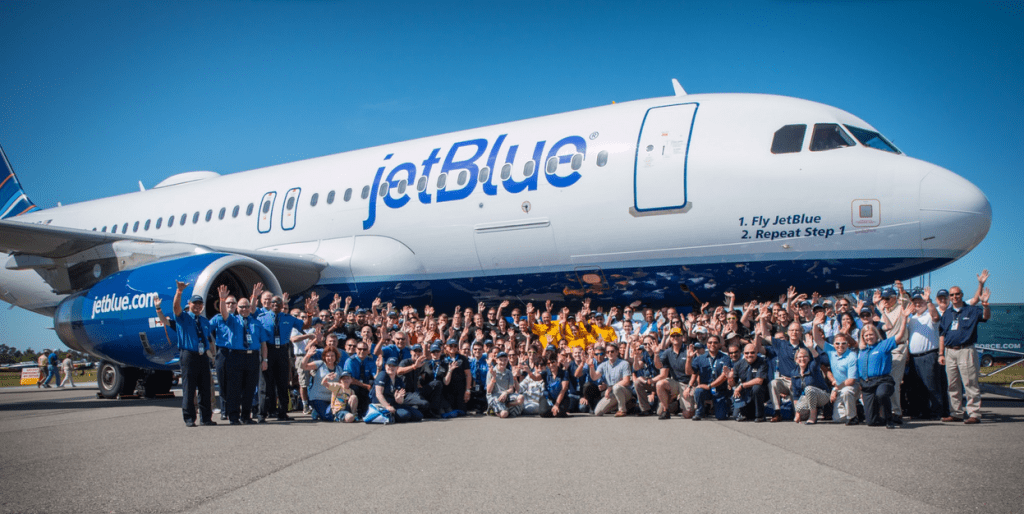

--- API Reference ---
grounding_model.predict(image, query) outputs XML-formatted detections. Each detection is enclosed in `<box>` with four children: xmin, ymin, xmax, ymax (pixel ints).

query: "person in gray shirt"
<box><xmin>486</xmin><ymin>352</ymin><xmax>524</xmax><ymax>418</ymax></box>
<box><xmin>589</xmin><ymin>345</ymin><xmax>633</xmax><ymax>416</ymax></box>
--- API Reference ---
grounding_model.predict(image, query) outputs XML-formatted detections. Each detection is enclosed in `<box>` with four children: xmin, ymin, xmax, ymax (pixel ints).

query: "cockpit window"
<box><xmin>844</xmin><ymin>125</ymin><xmax>901</xmax><ymax>154</ymax></box>
<box><xmin>809</xmin><ymin>123</ymin><xmax>855</xmax><ymax>152</ymax></box>
<box><xmin>771</xmin><ymin>124</ymin><xmax>806</xmax><ymax>154</ymax></box>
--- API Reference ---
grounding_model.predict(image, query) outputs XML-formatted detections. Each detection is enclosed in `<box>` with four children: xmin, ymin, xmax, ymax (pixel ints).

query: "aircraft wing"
<box><xmin>0</xmin><ymin>219</ymin><xmax>326</xmax><ymax>295</ymax></box>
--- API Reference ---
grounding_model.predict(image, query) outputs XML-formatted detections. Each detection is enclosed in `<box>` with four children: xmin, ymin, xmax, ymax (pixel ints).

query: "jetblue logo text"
<box><xmin>91</xmin><ymin>292</ymin><xmax>160</xmax><ymax>319</ymax></box>
<box><xmin>363</xmin><ymin>134</ymin><xmax>587</xmax><ymax>229</ymax></box>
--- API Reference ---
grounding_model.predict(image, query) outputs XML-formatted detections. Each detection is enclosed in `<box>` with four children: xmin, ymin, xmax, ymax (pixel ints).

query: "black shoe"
<box><xmin>220</xmin><ymin>413</ymin><xmax>228</xmax><ymax>421</ymax></box>
<box><xmin>242</xmin><ymin>418</ymin><xmax>257</xmax><ymax>425</ymax></box>
<box><xmin>229</xmin><ymin>420</ymin><xmax>242</xmax><ymax>426</ymax></box>
<box><xmin>277</xmin><ymin>413</ymin><xmax>293</xmax><ymax>421</ymax></box>
<box><xmin>691</xmin><ymin>414</ymin><xmax>702</xmax><ymax>421</ymax></box>
<box><xmin>846</xmin><ymin>418</ymin><xmax>860</xmax><ymax>426</ymax></box>
<box><xmin>735</xmin><ymin>414</ymin><xmax>749</xmax><ymax>422</ymax></box>
<box><xmin>658</xmin><ymin>411</ymin><xmax>671</xmax><ymax>420</ymax></box>
<box><xmin>184</xmin><ymin>420</ymin><xmax>196</xmax><ymax>428</ymax></box>
<box><xmin>637</xmin><ymin>410</ymin><xmax>654</xmax><ymax>417</ymax></box>
<box><xmin>754</xmin><ymin>417</ymin><xmax>766</xmax><ymax>423</ymax></box>
<box><xmin>892</xmin><ymin>417</ymin><xmax>904</xmax><ymax>425</ymax></box>
<box><xmin>886</xmin><ymin>421</ymin><xmax>897</xmax><ymax>429</ymax></box>
<box><xmin>200</xmin><ymin>420</ymin><xmax>217</xmax><ymax>426</ymax></box>
<box><xmin>256</xmin><ymin>417</ymin><xmax>267</xmax><ymax>424</ymax></box>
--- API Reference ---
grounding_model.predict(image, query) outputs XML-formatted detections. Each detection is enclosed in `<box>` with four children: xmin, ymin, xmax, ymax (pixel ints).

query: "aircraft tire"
<box><xmin>981</xmin><ymin>355</ymin><xmax>994</xmax><ymax>368</ymax></box>
<box><xmin>97</xmin><ymin>362</ymin><xmax>123</xmax><ymax>399</ymax></box>
<box><xmin>141</xmin><ymin>370</ymin><xmax>173</xmax><ymax>398</ymax></box>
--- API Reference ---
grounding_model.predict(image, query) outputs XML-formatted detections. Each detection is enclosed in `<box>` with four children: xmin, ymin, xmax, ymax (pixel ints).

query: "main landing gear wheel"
<box><xmin>97</xmin><ymin>362</ymin><xmax>143</xmax><ymax>399</ymax></box>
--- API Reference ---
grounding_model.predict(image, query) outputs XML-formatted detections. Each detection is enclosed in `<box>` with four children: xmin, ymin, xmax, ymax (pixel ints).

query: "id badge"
<box><xmin>275</xmin><ymin>336</ymin><xmax>281</xmax><ymax>346</ymax></box>
<box><xmin>246</xmin><ymin>334</ymin><xmax>253</xmax><ymax>347</ymax></box>
<box><xmin>951</xmin><ymin>319</ymin><xmax>959</xmax><ymax>331</ymax></box>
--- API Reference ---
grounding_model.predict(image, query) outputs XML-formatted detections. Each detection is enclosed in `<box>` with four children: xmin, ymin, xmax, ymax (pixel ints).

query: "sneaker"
<box><xmin>220</xmin><ymin>413</ymin><xmax>227</xmax><ymax>421</ymax></box>
<box><xmin>735</xmin><ymin>414</ymin><xmax>749</xmax><ymax>422</ymax></box>
<box><xmin>256</xmin><ymin>416</ymin><xmax>267</xmax><ymax>424</ymax></box>
<box><xmin>658</xmin><ymin>411</ymin><xmax>671</xmax><ymax>420</ymax></box>
<box><xmin>200</xmin><ymin>420</ymin><xmax>218</xmax><ymax>426</ymax></box>
<box><xmin>229</xmin><ymin>420</ymin><xmax>242</xmax><ymax>426</ymax></box>
<box><xmin>242</xmin><ymin>418</ymin><xmax>257</xmax><ymax>425</ymax></box>
<box><xmin>303</xmin><ymin>406</ymin><xmax>312</xmax><ymax>415</ymax></box>
<box><xmin>184</xmin><ymin>420</ymin><xmax>196</xmax><ymax>428</ymax></box>
<box><xmin>886</xmin><ymin>421</ymin><xmax>897</xmax><ymax>429</ymax></box>
<box><xmin>753</xmin><ymin>417</ymin><xmax>766</xmax><ymax>423</ymax></box>
<box><xmin>691</xmin><ymin>414</ymin><xmax>702</xmax><ymax>421</ymax></box>
<box><xmin>846</xmin><ymin>418</ymin><xmax>860</xmax><ymax>426</ymax></box>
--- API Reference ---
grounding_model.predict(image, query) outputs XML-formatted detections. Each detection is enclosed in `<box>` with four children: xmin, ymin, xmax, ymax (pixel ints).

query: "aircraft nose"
<box><xmin>919</xmin><ymin>169</ymin><xmax>992</xmax><ymax>258</ymax></box>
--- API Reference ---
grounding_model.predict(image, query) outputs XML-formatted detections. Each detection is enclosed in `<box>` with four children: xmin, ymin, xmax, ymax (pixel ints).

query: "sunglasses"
<box><xmin>743</xmin><ymin>351</ymin><xmax>756</xmax><ymax>355</ymax></box>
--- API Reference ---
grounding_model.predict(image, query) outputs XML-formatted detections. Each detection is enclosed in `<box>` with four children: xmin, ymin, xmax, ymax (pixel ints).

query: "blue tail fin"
<box><xmin>0</xmin><ymin>144</ymin><xmax>40</xmax><ymax>218</ymax></box>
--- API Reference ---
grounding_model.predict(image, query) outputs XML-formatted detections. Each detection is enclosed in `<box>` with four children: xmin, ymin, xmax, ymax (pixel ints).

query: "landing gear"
<box><xmin>139</xmin><ymin>370</ymin><xmax>173</xmax><ymax>398</ymax></box>
<box><xmin>96</xmin><ymin>362</ymin><xmax>143</xmax><ymax>399</ymax></box>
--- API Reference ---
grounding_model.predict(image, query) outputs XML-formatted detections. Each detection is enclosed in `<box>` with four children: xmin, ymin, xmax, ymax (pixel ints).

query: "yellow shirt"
<box><xmin>561</xmin><ymin>322</ymin><xmax>590</xmax><ymax>349</ymax></box>
<box><xmin>590</xmin><ymin>325</ymin><xmax>618</xmax><ymax>345</ymax></box>
<box><xmin>532</xmin><ymin>322</ymin><xmax>561</xmax><ymax>347</ymax></box>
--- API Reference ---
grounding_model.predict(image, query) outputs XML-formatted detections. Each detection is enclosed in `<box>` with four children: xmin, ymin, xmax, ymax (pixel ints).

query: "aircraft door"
<box><xmin>257</xmin><ymin>192</ymin><xmax>277</xmax><ymax>234</ymax></box>
<box><xmin>281</xmin><ymin>187</ymin><xmax>301</xmax><ymax>231</ymax></box>
<box><xmin>633</xmin><ymin>103</ymin><xmax>698</xmax><ymax>212</ymax></box>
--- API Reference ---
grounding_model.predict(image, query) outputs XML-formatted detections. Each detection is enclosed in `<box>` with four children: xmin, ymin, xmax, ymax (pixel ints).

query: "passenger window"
<box><xmin>122</xmin><ymin>222</ymin><xmax>129</xmax><ymax>233</ymax></box>
<box><xmin>545</xmin><ymin>156</ymin><xmax>558</xmax><ymax>174</ymax></box>
<box><xmin>111</xmin><ymin>224</ymin><xmax>117</xmax><ymax>234</ymax></box>
<box><xmin>246</xmin><ymin>203</ymin><xmax>254</xmax><ymax>216</ymax></box>
<box><xmin>144</xmin><ymin>219</ymin><xmax>151</xmax><ymax>231</ymax></box>
<box><xmin>168</xmin><ymin>215</ymin><xmax>174</xmax><ymax>228</ymax></box>
<box><xmin>156</xmin><ymin>218</ymin><xmax>162</xmax><ymax>229</ymax></box>
<box><xmin>344</xmin><ymin>188</ymin><xmax>352</xmax><ymax>202</ymax></box>
<box><xmin>205</xmin><ymin>210</ymin><xmax>213</xmax><ymax>222</ymax></box>
<box><xmin>326</xmin><ymin>191</ymin><xmax>335</xmax><ymax>204</ymax></box>
<box><xmin>193</xmin><ymin>212</ymin><xmax>200</xmax><ymax>224</ymax></box>
<box><xmin>180</xmin><ymin>213</ymin><xmax>187</xmax><ymax>225</ymax></box>
<box><xmin>397</xmin><ymin>179</ymin><xmax>407</xmax><ymax>195</ymax></box>
<box><xmin>457</xmin><ymin>170</ymin><xmax>467</xmax><ymax>186</ymax></box>
<box><xmin>524</xmin><ymin>160</ymin><xmax>536</xmax><ymax>178</ymax></box>
<box><xmin>500</xmin><ymin>163</ymin><xmax>512</xmax><ymax>180</ymax></box>
<box><xmin>262</xmin><ymin>201</ymin><xmax>271</xmax><ymax>214</ymax></box>
<box><xmin>218</xmin><ymin>207</ymin><xmax>226</xmax><ymax>220</ymax></box>
<box><xmin>596</xmin><ymin>150</ymin><xmax>608</xmax><ymax>167</ymax></box>
<box><xmin>102</xmin><ymin>226</ymin><xmax>108</xmax><ymax>233</ymax></box>
<box><xmin>416</xmin><ymin>177</ymin><xmax>427</xmax><ymax>192</ymax></box>
<box><xmin>479</xmin><ymin>166</ymin><xmax>490</xmax><ymax>183</ymax></box>
<box><xmin>809</xmin><ymin>123</ymin><xmax>854</xmax><ymax>152</ymax></box>
<box><xmin>310</xmin><ymin>193</ymin><xmax>319</xmax><ymax>207</ymax></box>
<box><xmin>378</xmin><ymin>182</ymin><xmax>388</xmax><ymax>197</ymax></box>
<box><xmin>437</xmin><ymin>173</ymin><xmax>447</xmax><ymax>190</ymax></box>
<box><xmin>361</xmin><ymin>186</ymin><xmax>369</xmax><ymax>199</ymax></box>
<box><xmin>771</xmin><ymin>124</ymin><xmax>806</xmax><ymax>154</ymax></box>
<box><xmin>133</xmin><ymin>221</ymin><xmax>139</xmax><ymax>233</ymax></box>
<box><xmin>232</xmin><ymin>205</ymin><xmax>239</xmax><ymax>218</ymax></box>
<box><xmin>285</xmin><ymin>197</ymin><xmax>295</xmax><ymax>210</ymax></box>
<box><xmin>570</xmin><ymin>153</ymin><xmax>583</xmax><ymax>171</ymax></box>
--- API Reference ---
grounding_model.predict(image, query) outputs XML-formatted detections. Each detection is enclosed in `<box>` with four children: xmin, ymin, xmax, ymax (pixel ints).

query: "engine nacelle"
<box><xmin>54</xmin><ymin>253</ymin><xmax>280</xmax><ymax>370</ymax></box>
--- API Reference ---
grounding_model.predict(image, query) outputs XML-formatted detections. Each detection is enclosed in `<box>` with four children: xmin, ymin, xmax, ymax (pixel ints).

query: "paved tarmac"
<box><xmin>1</xmin><ymin>383</ymin><xmax>1022</xmax><ymax>514</ymax></box>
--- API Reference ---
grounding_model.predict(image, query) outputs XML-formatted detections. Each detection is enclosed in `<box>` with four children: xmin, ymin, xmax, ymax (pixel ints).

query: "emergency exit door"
<box><xmin>633</xmin><ymin>103</ymin><xmax>698</xmax><ymax>212</ymax></box>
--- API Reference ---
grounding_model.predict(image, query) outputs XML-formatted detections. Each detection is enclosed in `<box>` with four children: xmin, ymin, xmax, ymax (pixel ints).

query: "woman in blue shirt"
<box><xmin>791</xmin><ymin>348</ymin><xmax>829</xmax><ymax>424</ymax></box>
<box><xmin>857</xmin><ymin>310</ymin><xmax>909</xmax><ymax>429</ymax></box>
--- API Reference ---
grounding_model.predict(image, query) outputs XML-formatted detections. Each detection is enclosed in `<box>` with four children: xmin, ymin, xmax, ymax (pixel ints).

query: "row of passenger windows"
<box><xmin>91</xmin><ymin>151</ymin><xmax>605</xmax><ymax>233</ymax></box>
<box><xmin>771</xmin><ymin>123</ymin><xmax>900</xmax><ymax>155</ymax></box>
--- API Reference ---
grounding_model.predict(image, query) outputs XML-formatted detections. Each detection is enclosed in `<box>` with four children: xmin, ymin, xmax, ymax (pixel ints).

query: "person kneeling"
<box><xmin>486</xmin><ymin>352</ymin><xmax>524</xmax><ymax>418</ymax></box>
<box><xmin>791</xmin><ymin>348</ymin><xmax>830</xmax><ymax>424</ymax></box>
<box><xmin>374</xmin><ymin>357</ymin><xmax>423</xmax><ymax>423</ymax></box>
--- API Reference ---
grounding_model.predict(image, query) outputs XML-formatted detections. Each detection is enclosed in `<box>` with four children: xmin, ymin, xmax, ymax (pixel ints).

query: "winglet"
<box><xmin>0</xmin><ymin>144</ymin><xmax>40</xmax><ymax>219</ymax></box>
<box><xmin>671</xmin><ymin>78</ymin><xmax>686</xmax><ymax>96</ymax></box>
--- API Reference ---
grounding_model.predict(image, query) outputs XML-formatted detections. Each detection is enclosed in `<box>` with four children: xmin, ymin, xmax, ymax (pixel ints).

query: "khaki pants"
<box><xmin>658</xmin><ymin>378</ymin><xmax>695</xmax><ymax>414</ymax></box>
<box><xmin>595</xmin><ymin>384</ymin><xmax>633</xmax><ymax>415</ymax></box>
<box><xmin>771</xmin><ymin>376</ymin><xmax>792</xmax><ymax>410</ymax></box>
<box><xmin>890</xmin><ymin>348</ymin><xmax>907</xmax><ymax>416</ymax></box>
<box><xmin>634</xmin><ymin>378</ymin><xmax>656</xmax><ymax>412</ymax></box>
<box><xmin>945</xmin><ymin>345</ymin><xmax>981</xmax><ymax>419</ymax></box>
<box><xmin>832</xmin><ymin>385</ymin><xmax>860</xmax><ymax>422</ymax></box>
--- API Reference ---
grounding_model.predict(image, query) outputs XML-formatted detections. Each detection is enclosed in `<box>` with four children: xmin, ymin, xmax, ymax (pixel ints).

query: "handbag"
<box><xmin>363</xmin><ymin>404</ymin><xmax>393</xmax><ymax>425</ymax></box>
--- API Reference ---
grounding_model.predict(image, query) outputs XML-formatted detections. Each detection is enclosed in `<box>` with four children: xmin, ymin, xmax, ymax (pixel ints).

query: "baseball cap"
<box><xmin>189</xmin><ymin>295</ymin><xmax>204</xmax><ymax>304</ymax></box>
<box><xmin>724</xmin><ymin>331</ymin><xmax>739</xmax><ymax>340</ymax></box>
<box><xmin>339</xmin><ymin>371</ymin><xmax>352</xmax><ymax>378</ymax></box>
<box><xmin>911</xmin><ymin>292</ymin><xmax>925</xmax><ymax>301</ymax></box>
<box><xmin>496</xmin><ymin>351</ymin><xmax>508</xmax><ymax>358</ymax></box>
<box><xmin>812</xmin><ymin>304</ymin><xmax>825</xmax><ymax>312</ymax></box>
<box><xmin>430</xmin><ymin>343</ymin><xmax>442</xmax><ymax>352</ymax></box>
<box><xmin>410</xmin><ymin>344</ymin><xmax>422</xmax><ymax>352</ymax></box>
<box><xmin>936</xmin><ymin>289</ymin><xmax>949</xmax><ymax>298</ymax></box>
<box><xmin>545</xmin><ymin>344</ymin><xmax>556</xmax><ymax>352</ymax></box>
<box><xmin>859</xmin><ymin>307</ymin><xmax>873</xmax><ymax>316</ymax></box>
<box><xmin>880</xmin><ymin>288</ymin><xmax>896</xmax><ymax>298</ymax></box>
<box><xmin>693</xmin><ymin>326</ymin><xmax>708</xmax><ymax>335</ymax></box>
<box><xmin>692</xmin><ymin>342</ymin><xmax>705</xmax><ymax>350</ymax></box>
<box><xmin>668</xmin><ymin>327</ymin><xmax>684</xmax><ymax>336</ymax></box>
<box><xmin>385</xmin><ymin>357</ymin><xmax>398</xmax><ymax>367</ymax></box>
<box><xmin>446</xmin><ymin>338</ymin><xmax>458</xmax><ymax>346</ymax></box>
<box><xmin>799</xmin><ymin>300</ymin><xmax>812</xmax><ymax>307</ymax></box>
<box><xmin>483</xmin><ymin>339</ymin><xmax>494</xmax><ymax>346</ymax></box>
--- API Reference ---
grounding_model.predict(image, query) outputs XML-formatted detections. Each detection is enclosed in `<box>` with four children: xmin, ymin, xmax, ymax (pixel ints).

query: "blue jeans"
<box><xmin>394</xmin><ymin>406</ymin><xmax>423</xmax><ymax>423</ymax></box>
<box><xmin>309</xmin><ymin>399</ymin><xmax>350</xmax><ymax>422</ymax></box>
<box><xmin>693</xmin><ymin>387</ymin><xmax>731</xmax><ymax>420</ymax></box>
<box><xmin>43</xmin><ymin>364</ymin><xmax>60</xmax><ymax>386</ymax></box>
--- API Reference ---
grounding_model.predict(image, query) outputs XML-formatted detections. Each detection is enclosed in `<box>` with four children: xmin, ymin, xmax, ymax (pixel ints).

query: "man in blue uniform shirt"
<box><xmin>257</xmin><ymin>295</ymin><xmax>304</xmax><ymax>422</ymax></box>
<box><xmin>344</xmin><ymin>339</ymin><xmax>377</xmax><ymax>417</ymax></box>
<box><xmin>728</xmin><ymin>343</ymin><xmax>769</xmax><ymax>422</ymax></box>
<box><xmin>209</xmin><ymin>285</ymin><xmax>236</xmax><ymax>420</ymax></box>
<box><xmin>938</xmin><ymin>284</ymin><xmax>992</xmax><ymax>424</ymax></box>
<box><xmin>755</xmin><ymin>308</ymin><xmax>809</xmax><ymax>422</ymax></box>
<box><xmin>212</xmin><ymin>288</ymin><xmax>270</xmax><ymax>425</ymax></box>
<box><xmin>155</xmin><ymin>281</ymin><xmax>215</xmax><ymax>427</ymax></box>
<box><xmin>687</xmin><ymin>334</ymin><xmax>733</xmax><ymax>420</ymax></box>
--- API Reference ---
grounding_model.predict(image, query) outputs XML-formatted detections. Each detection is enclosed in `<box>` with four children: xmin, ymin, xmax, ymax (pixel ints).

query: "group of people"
<box><xmin>154</xmin><ymin>269</ymin><xmax>994</xmax><ymax>429</ymax></box>
<box><xmin>35</xmin><ymin>350</ymin><xmax>75</xmax><ymax>388</ymax></box>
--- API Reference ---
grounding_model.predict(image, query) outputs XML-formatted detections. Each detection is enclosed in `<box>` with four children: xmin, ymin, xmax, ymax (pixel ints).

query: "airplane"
<box><xmin>0</xmin><ymin>81</ymin><xmax>991</xmax><ymax>399</ymax></box>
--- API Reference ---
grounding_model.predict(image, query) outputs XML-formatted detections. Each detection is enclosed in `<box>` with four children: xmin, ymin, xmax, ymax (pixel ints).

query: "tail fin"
<box><xmin>0</xmin><ymin>144</ymin><xmax>40</xmax><ymax>218</ymax></box>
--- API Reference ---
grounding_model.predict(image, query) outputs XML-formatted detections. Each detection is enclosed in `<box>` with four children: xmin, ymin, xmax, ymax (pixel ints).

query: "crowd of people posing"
<box><xmin>153</xmin><ymin>270</ymin><xmax>994</xmax><ymax>429</ymax></box>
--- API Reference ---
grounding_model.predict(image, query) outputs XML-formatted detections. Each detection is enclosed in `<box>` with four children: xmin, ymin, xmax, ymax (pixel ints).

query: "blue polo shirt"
<box><xmin>791</xmin><ymin>360</ymin><xmax>828</xmax><ymax>400</ymax></box>
<box><xmin>633</xmin><ymin>350</ymin><xmax>658</xmax><ymax>379</ymax></box>
<box><xmin>824</xmin><ymin>343</ymin><xmax>858</xmax><ymax>385</ymax></box>
<box><xmin>541</xmin><ymin>368</ymin><xmax>568</xmax><ymax>402</ymax></box>
<box><xmin>257</xmin><ymin>311</ymin><xmax>304</xmax><ymax>347</ymax></box>
<box><xmin>690</xmin><ymin>351</ymin><xmax>732</xmax><ymax>385</ymax></box>
<box><xmin>938</xmin><ymin>304</ymin><xmax>987</xmax><ymax>349</ymax></box>
<box><xmin>380</xmin><ymin>344</ymin><xmax>412</xmax><ymax>363</ymax></box>
<box><xmin>174</xmin><ymin>311</ymin><xmax>211</xmax><ymax>353</ymax></box>
<box><xmin>469</xmin><ymin>357</ymin><xmax>489</xmax><ymax>389</ymax></box>
<box><xmin>658</xmin><ymin>346</ymin><xmax>689</xmax><ymax>381</ymax></box>
<box><xmin>210</xmin><ymin>314</ymin><xmax>233</xmax><ymax>349</ymax></box>
<box><xmin>857</xmin><ymin>337</ymin><xmax>897</xmax><ymax>379</ymax></box>
<box><xmin>344</xmin><ymin>355</ymin><xmax>377</xmax><ymax>385</ymax></box>
<box><xmin>764</xmin><ymin>339</ymin><xmax>806</xmax><ymax>378</ymax></box>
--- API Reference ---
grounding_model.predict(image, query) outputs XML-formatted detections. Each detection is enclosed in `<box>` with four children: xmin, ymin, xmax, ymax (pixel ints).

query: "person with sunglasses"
<box><xmin>653</xmin><ymin>327</ymin><xmax>695</xmax><ymax>420</ymax></box>
<box><xmin>343</xmin><ymin>340</ymin><xmax>377</xmax><ymax>418</ymax></box>
<box><xmin>938</xmin><ymin>281</ymin><xmax>992</xmax><ymax>424</ymax></box>
<box><xmin>727</xmin><ymin>343</ymin><xmax>769</xmax><ymax>422</ymax></box>
<box><xmin>255</xmin><ymin>294</ymin><xmax>305</xmax><ymax>423</ymax></box>
<box><xmin>630</xmin><ymin>334</ymin><xmax>659</xmax><ymax>416</ymax></box>
<box><xmin>589</xmin><ymin>344</ymin><xmax>633</xmax><ymax>417</ymax></box>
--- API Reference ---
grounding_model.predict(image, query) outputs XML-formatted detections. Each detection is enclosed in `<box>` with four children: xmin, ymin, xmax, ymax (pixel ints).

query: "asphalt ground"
<box><xmin>1</xmin><ymin>384</ymin><xmax>1022</xmax><ymax>514</ymax></box>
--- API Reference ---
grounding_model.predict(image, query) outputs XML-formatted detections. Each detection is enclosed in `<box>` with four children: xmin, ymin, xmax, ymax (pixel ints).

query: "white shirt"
<box><xmin>907</xmin><ymin>312</ymin><xmax>939</xmax><ymax>355</ymax></box>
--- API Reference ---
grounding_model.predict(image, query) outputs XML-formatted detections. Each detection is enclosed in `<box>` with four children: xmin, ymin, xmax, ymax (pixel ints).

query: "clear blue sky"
<box><xmin>1</xmin><ymin>1</ymin><xmax>1021</xmax><ymax>352</ymax></box>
